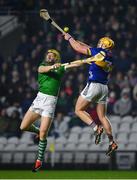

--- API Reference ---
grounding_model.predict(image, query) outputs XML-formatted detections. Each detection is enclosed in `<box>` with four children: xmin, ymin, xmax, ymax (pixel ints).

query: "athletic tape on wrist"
<box><xmin>68</xmin><ymin>37</ymin><xmax>72</xmax><ymax>41</ymax></box>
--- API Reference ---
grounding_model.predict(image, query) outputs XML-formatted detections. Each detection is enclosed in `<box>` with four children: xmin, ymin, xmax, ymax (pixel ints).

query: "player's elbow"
<box><xmin>75</xmin><ymin>46</ymin><xmax>88</xmax><ymax>55</ymax></box>
<box><xmin>38</xmin><ymin>67</ymin><xmax>42</xmax><ymax>73</ymax></box>
<box><xmin>75</xmin><ymin>108</ymin><xmax>80</xmax><ymax>117</ymax></box>
<box><xmin>74</xmin><ymin>45</ymin><xmax>80</xmax><ymax>52</ymax></box>
<box><xmin>74</xmin><ymin>45</ymin><xmax>83</xmax><ymax>53</ymax></box>
<box><xmin>20</xmin><ymin>124</ymin><xmax>27</xmax><ymax>131</ymax></box>
<box><xmin>38</xmin><ymin>67</ymin><xmax>46</xmax><ymax>73</ymax></box>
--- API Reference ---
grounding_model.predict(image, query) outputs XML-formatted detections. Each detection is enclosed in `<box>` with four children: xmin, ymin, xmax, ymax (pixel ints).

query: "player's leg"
<box><xmin>97</xmin><ymin>103</ymin><xmax>118</xmax><ymax>155</ymax></box>
<box><xmin>97</xmin><ymin>103</ymin><xmax>113</xmax><ymax>139</ymax></box>
<box><xmin>32</xmin><ymin>116</ymin><xmax>52</xmax><ymax>172</ymax></box>
<box><xmin>20</xmin><ymin>92</ymin><xmax>46</xmax><ymax>134</ymax></box>
<box><xmin>75</xmin><ymin>83</ymin><xmax>104</xmax><ymax>143</ymax></box>
<box><xmin>38</xmin><ymin>116</ymin><xmax>52</xmax><ymax>161</ymax></box>
<box><xmin>75</xmin><ymin>83</ymin><xmax>96</xmax><ymax>125</ymax></box>
<box><xmin>75</xmin><ymin>95</ymin><xmax>103</xmax><ymax>140</ymax></box>
<box><xmin>75</xmin><ymin>95</ymin><xmax>94</xmax><ymax>125</ymax></box>
<box><xmin>20</xmin><ymin>110</ymin><xmax>40</xmax><ymax>134</ymax></box>
<box><xmin>32</xmin><ymin>94</ymin><xmax>57</xmax><ymax>172</ymax></box>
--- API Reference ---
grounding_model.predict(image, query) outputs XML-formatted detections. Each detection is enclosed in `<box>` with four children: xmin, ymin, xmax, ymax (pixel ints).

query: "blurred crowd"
<box><xmin>0</xmin><ymin>0</ymin><xmax>137</xmax><ymax>137</ymax></box>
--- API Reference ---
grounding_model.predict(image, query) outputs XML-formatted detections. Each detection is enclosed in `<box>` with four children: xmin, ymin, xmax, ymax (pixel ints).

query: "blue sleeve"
<box><xmin>89</xmin><ymin>47</ymin><xmax>101</xmax><ymax>56</ymax></box>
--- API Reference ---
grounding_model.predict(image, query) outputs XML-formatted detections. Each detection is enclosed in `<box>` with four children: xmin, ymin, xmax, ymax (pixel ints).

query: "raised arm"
<box><xmin>38</xmin><ymin>63</ymin><xmax>61</xmax><ymax>73</ymax></box>
<box><xmin>64</xmin><ymin>33</ymin><xmax>91</xmax><ymax>55</ymax></box>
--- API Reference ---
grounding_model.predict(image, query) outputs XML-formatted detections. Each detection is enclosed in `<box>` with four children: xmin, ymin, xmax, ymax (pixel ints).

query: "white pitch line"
<box><xmin>1</xmin><ymin>179</ymin><xmax>137</xmax><ymax>180</ymax></box>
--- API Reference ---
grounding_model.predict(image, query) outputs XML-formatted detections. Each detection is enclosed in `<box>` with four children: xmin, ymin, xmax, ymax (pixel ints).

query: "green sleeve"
<box><xmin>38</xmin><ymin>61</ymin><xmax>65</xmax><ymax>74</ymax></box>
<box><xmin>58</xmin><ymin>66</ymin><xmax>66</xmax><ymax>73</ymax></box>
<box><xmin>39</xmin><ymin>61</ymin><xmax>47</xmax><ymax>67</ymax></box>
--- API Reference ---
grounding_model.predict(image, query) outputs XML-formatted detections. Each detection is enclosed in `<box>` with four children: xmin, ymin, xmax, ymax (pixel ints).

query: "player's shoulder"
<box><xmin>95</xmin><ymin>48</ymin><xmax>107</xmax><ymax>54</ymax></box>
<box><xmin>39</xmin><ymin>61</ymin><xmax>47</xmax><ymax>66</ymax></box>
<box><xmin>88</xmin><ymin>47</ymin><xmax>101</xmax><ymax>56</ymax></box>
<box><xmin>89</xmin><ymin>47</ymin><xmax>113</xmax><ymax>58</ymax></box>
<box><xmin>89</xmin><ymin>47</ymin><xmax>106</xmax><ymax>53</ymax></box>
<box><xmin>98</xmin><ymin>48</ymin><xmax>113</xmax><ymax>58</ymax></box>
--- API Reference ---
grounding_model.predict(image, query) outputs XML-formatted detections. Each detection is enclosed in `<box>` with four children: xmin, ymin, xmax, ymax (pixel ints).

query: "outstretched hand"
<box><xmin>52</xmin><ymin>63</ymin><xmax>61</xmax><ymax>69</ymax></box>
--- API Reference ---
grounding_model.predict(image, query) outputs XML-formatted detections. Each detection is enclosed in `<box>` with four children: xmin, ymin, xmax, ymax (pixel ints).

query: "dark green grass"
<box><xmin>0</xmin><ymin>170</ymin><xmax>137</xmax><ymax>179</ymax></box>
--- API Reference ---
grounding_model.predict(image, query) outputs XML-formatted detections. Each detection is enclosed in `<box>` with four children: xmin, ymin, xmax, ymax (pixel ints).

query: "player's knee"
<box><xmin>20</xmin><ymin>124</ymin><xmax>27</xmax><ymax>131</ymax></box>
<box><xmin>40</xmin><ymin>129</ymin><xmax>47</xmax><ymax>139</ymax></box>
<box><xmin>75</xmin><ymin>107</ymin><xmax>81</xmax><ymax>117</ymax></box>
<box><xmin>99</xmin><ymin>115</ymin><xmax>104</xmax><ymax>120</ymax></box>
<box><xmin>99</xmin><ymin>116</ymin><xmax>105</xmax><ymax>122</ymax></box>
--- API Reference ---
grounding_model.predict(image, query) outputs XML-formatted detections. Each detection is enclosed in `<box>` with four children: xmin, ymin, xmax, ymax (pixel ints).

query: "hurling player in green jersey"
<box><xmin>20</xmin><ymin>49</ymin><xmax>86</xmax><ymax>172</ymax></box>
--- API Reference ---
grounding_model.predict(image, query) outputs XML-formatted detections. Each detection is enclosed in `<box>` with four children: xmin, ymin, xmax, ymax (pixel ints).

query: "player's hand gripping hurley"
<box><xmin>40</xmin><ymin>9</ymin><xmax>65</xmax><ymax>34</ymax></box>
<box><xmin>40</xmin><ymin>9</ymin><xmax>105</xmax><ymax>64</ymax></box>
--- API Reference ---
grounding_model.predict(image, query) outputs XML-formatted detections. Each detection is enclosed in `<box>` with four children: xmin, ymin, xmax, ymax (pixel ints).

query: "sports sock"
<box><xmin>28</xmin><ymin>124</ymin><xmax>39</xmax><ymax>134</ymax></box>
<box><xmin>90</xmin><ymin>121</ymin><xmax>98</xmax><ymax>131</ymax></box>
<box><xmin>107</xmin><ymin>134</ymin><xmax>114</xmax><ymax>145</ymax></box>
<box><xmin>38</xmin><ymin>139</ymin><xmax>47</xmax><ymax>161</ymax></box>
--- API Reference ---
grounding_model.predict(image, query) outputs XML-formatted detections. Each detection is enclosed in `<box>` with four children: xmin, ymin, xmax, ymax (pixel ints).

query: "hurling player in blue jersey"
<box><xmin>64</xmin><ymin>34</ymin><xmax>118</xmax><ymax>156</ymax></box>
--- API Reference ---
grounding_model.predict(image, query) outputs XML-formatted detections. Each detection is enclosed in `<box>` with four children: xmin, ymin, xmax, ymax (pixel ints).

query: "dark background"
<box><xmin>0</xmin><ymin>0</ymin><xmax>137</xmax><ymax>170</ymax></box>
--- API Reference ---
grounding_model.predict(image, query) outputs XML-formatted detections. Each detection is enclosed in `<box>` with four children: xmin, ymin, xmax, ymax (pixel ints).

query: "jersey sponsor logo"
<box><xmin>89</xmin><ymin>71</ymin><xmax>93</xmax><ymax>79</ymax></box>
<box><xmin>103</xmin><ymin>62</ymin><xmax>113</xmax><ymax>72</ymax></box>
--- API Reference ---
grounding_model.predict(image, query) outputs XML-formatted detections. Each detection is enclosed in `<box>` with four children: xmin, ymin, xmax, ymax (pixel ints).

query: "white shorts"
<box><xmin>81</xmin><ymin>82</ymin><xmax>108</xmax><ymax>104</ymax></box>
<box><xmin>29</xmin><ymin>92</ymin><xmax>57</xmax><ymax>118</ymax></box>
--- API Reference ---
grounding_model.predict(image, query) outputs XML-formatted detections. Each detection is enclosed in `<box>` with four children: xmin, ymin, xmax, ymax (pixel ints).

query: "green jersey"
<box><xmin>38</xmin><ymin>61</ymin><xmax>65</xmax><ymax>96</ymax></box>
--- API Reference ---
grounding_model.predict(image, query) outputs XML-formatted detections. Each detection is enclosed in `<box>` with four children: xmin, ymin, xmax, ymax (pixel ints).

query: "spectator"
<box><xmin>132</xmin><ymin>84</ymin><xmax>137</xmax><ymax>116</ymax></box>
<box><xmin>52</xmin><ymin>112</ymin><xmax>69</xmax><ymax>138</ymax></box>
<box><xmin>115</xmin><ymin>51</ymin><xmax>131</xmax><ymax>73</ymax></box>
<box><xmin>108</xmin><ymin>91</ymin><xmax>117</xmax><ymax>114</ymax></box>
<box><xmin>7</xmin><ymin>110</ymin><xmax>21</xmax><ymax>137</ymax></box>
<box><xmin>57</xmin><ymin>90</ymin><xmax>69</xmax><ymax>114</ymax></box>
<box><xmin>21</xmin><ymin>92</ymin><xmax>33</xmax><ymax>113</ymax></box>
<box><xmin>64</xmin><ymin>80</ymin><xmax>73</xmax><ymax>96</ymax></box>
<box><xmin>132</xmin><ymin>98</ymin><xmax>137</xmax><ymax>116</ymax></box>
<box><xmin>128</xmin><ymin>70</ymin><xmax>137</xmax><ymax>87</ymax></box>
<box><xmin>113</xmin><ymin>89</ymin><xmax>132</xmax><ymax>117</ymax></box>
<box><xmin>1</xmin><ymin>0</ymin><xmax>137</xmax><ymax>137</ymax></box>
<box><xmin>0</xmin><ymin>108</ymin><xmax>9</xmax><ymax>136</ymax></box>
<box><xmin>133</xmin><ymin>84</ymin><xmax>137</xmax><ymax>101</ymax></box>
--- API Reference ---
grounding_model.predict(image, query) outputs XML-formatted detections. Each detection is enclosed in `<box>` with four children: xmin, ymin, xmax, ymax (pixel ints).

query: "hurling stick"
<box><xmin>40</xmin><ymin>9</ymin><xmax>65</xmax><ymax>34</ymax></box>
<box><xmin>62</xmin><ymin>52</ymin><xmax>105</xmax><ymax>66</ymax></box>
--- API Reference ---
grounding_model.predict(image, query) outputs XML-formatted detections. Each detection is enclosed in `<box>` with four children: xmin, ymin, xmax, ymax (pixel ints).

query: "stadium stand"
<box><xmin>0</xmin><ymin>0</ymin><xmax>137</xmax><ymax>169</ymax></box>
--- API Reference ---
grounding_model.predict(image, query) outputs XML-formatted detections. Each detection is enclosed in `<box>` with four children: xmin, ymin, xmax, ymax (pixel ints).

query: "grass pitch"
<box><xmin>0</xmin><ymin>170</ymin><xmax>137</xmax><ymax>179</ymax></box>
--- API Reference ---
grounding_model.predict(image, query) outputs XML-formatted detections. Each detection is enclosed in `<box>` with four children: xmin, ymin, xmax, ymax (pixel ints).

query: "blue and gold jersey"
<box><xmin>88</xmin><ymin>47</ymin><xmax>113</xmax><ymax>84</ymax></box>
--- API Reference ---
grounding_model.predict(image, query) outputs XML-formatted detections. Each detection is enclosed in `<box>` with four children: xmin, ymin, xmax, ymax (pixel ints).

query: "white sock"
<box><xmin>90</xmin><ymin>121</ymin><xmax>97</xmax><ymax>131</ymax></box>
